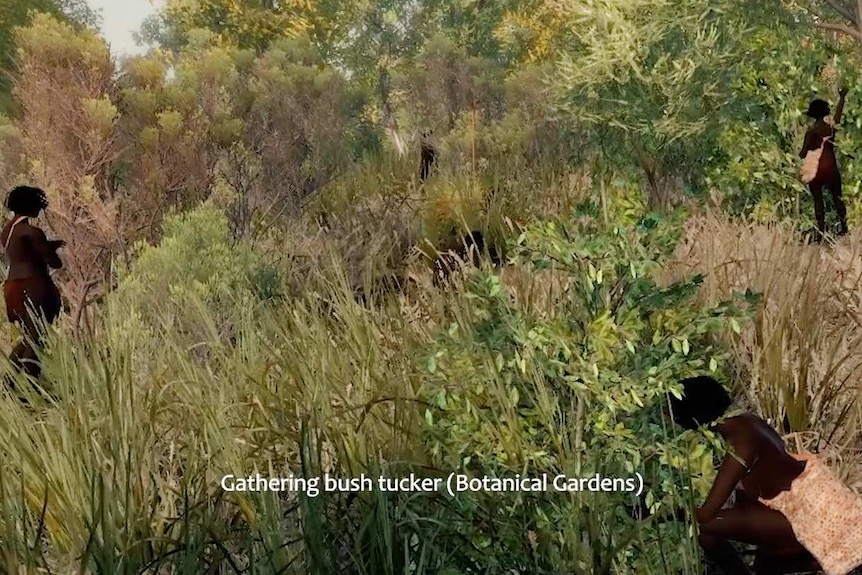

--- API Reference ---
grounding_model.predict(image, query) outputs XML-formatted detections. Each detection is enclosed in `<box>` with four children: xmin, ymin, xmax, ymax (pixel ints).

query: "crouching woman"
<box><xmin>668</xmin><ymin>376</ymin><xmax>862</xmax><ymax>575</ymax></box>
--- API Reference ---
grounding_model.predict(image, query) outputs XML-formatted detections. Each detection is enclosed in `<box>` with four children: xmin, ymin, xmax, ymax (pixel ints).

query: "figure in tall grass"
<box><xmin>800</xmin><ymin>88</ymin><xmax>849</xmax><ymax>240</ymax></box>
<box><xmin>419</xmin><ymin>130</ymin><xmax>437</xmax><ymax>181</ymax></box>
<box><xmin>1</xmin><ymin>186</ymin><xmax>64</xmax><ymax>380</ymax></box>
<box><xmin>669</xmin><ymin>376</ymin><xmax>862</xmax><ymax>575</ymax></box>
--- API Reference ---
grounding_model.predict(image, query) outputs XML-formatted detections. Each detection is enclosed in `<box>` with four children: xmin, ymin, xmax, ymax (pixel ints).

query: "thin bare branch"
<box><xmin>73</xmin><ymin>280</ymin><xmax>100</xmax><ymax>339</ymax></box>
<box><xmin>816</xmin><ymin>20</ymin><xmax>862</xmax><ymax>41</ymax></box>
<box><xmin>824</xmin><ymin>0</ymin><xmax>858</xmax><ymax>24</ymax></box>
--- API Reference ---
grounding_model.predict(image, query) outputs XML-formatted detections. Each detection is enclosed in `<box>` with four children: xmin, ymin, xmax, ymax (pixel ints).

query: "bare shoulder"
<box><xmin>725</xmin><ymin>412</ymin><xmax>756</xmax><ymax>425</ymax></box>
<box><xmin>733</xmin><ymin>412</ymin><xmax>789</xmax><ymax>451</ymax></box>
<box><xmin>719</xmin><ymin>415</ymin><xmax>786</xmax><ymax>466</ymax></box>
<box><xmin>805</xmin><ymin>126</ymin><xmax>821</xmax><ymax>139</ymax></box>
<box><xmin>730</xmin><ymin>412</ymin><xmax>770</xmax><ymax>430</ymax></box>
<box><xmin>724</xmin><ymin>413</ymin><xmax>773</xmax><ymax>441</ymax></box>
<box><xmin>20</xmin><ymin>221</ymin><xmax>44</xmax><ymax>237</ymax></box>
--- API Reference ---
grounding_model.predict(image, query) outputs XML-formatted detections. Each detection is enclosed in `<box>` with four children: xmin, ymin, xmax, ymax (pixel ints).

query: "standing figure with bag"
<box><xmin>800</xmin><ymin>88</ymin><xmax>849</xmax><ymax>240</ymax></box>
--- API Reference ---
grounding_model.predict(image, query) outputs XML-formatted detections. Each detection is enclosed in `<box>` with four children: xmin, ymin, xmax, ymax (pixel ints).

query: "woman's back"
<box><xmin>2</xmin><ymin>218</ymin><xmax>60</xmax><ymax>280</ymax></box>
<box><xmin>806</xmin><ymin>121</ymin><xmax>838</xmax><ymax>167</ymax></box>
<box><xmin>725</xmin><ymin>413</ymin><xmax>807</xmax><ymax>500</ymax></box>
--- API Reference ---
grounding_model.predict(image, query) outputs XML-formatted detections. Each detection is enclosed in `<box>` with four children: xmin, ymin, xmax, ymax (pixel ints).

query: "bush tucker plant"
<box><xmin>421</xmin><ymin>201</ymin><xmax>756</xmax><ymax>573</ymax></box>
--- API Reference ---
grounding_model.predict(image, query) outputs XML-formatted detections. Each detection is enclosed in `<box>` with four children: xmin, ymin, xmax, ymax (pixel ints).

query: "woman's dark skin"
<box><xmin>2</xmin><ymin>219</ymin><xmax>63</xmax><ymax>280</ymax></box>
<box><xmin>696</xmin><ymin>413</ymin><xmax>813</xmax><ymax>573</ymax></box>
<box><xmin>2</xmin><ymin>210</ymin><xmax>64</xmax><ymax>379</ymax></box>
<box><xmin>800</xmin><ymin>88</ymin><xmax>849</xmax><ymax>238</ymax></box>
<box><xmin>420</xmin><ymin>131</ymin><xmax>437</xmax><ymax>181</ymax></box>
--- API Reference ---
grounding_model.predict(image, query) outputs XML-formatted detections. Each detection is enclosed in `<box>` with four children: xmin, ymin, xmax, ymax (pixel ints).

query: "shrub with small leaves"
<box><xmin>113</xmin><ymin>201</ymin><xmax>271</xmax><ymax>343</ymax></box>
<box><xmin>420</xmin><ymin>200</ymin><xmax>757</xmax><ymax>573</ymax></box>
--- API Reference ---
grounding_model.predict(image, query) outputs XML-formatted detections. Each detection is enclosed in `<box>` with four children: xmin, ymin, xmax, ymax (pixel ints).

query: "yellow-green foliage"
<box><xmin>114</xmin><ymin>202</ymin><xmax>260</xmax><ymax>337</ymax></box>
<box><xmin>14</xmin><ymin>12</ymin><xmax>109</xmax><ymax>66</ymax></box>
<box><xmin>3</xmin><ymin>0</ymin><xmax>862</xmax><ymax>572</ymax></box>
<box><xmin>161</xmin><ymin>0</ymin><xmax>313</xmax><ymax>50</ymax></box>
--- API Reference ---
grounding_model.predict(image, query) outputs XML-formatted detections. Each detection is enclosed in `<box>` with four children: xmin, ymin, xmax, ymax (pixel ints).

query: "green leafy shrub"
<box><xmin>548</xmin><ymin>0</ymin><xmax>755</xmax><ymax>208</ymax></box>
<box><xmin>113</xmin><ymin>201</ymin><xmax>270</xmax><ymax>341</ymax></box>
<box><xmin>420</xmin><ymin>202</ymin><xmax>755</xmax><ymax>573</ymax></box>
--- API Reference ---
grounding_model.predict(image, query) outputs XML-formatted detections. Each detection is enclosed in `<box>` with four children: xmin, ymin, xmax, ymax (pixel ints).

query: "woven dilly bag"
<box><xmin>760</xmin><ymin>453</ymin><xmax>862</xmax><ymax>575</ymax></box>
<box><xmin>801</xmin><ymin>144</ymin><xmax>825</xmax><ymax>183</ymax></box>
<box><xmin>801</xmin><ymin>127</ymin><xmax>835</xmax><ymax>184</ymax></box>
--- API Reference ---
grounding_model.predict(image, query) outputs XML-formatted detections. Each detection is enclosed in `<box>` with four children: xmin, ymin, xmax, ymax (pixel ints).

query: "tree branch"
<box><xmin>823</xmin><ymin>0</ymin><xmax>857</xmax><ymax>25</ymax></box>
<box><xmin>73</xmin><ymin>279</ymin><xmax>100</xmax><ymax>339</ymax></box>
<box><xmin>816</xmin><ymin>20</ymin><xmax>862</xmax><ymax>42</ymax></box>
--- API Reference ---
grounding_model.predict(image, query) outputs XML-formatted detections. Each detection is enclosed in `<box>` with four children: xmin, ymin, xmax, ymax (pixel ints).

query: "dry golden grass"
<box><xmin>664</xmin><ymin>213</ymin><xmax>862</xmax><ymax>489</ymax></box>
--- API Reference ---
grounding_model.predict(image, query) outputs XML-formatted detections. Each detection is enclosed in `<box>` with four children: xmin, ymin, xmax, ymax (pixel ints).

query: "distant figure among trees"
<box><xmin>668</xmin><ymin>376</ymin><xmax>862</xmax><ymax>575</ymax></box>
<box><xmin>1</xmin><ymin>186</ymin><xmax>64</xmax><ymax>380</ymax></box>
<box><xmin>800</xmin><ymin>88</ymin><xmax>849</xmax><ymax>240</ymax></box>
<box><xmin>420</xmin><ymin>131</ymin><xmax>437</xmax><ymax>181</ymax></box>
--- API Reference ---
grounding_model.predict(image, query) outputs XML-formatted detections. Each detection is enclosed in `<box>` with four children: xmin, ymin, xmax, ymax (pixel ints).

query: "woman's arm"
<box><xmin>800</xmin><ymin>129</ymin><xmax>815</xmax><ymax>158</ymax></box>
<box><xmin>27</xmin><ymin>227</ymin><xmax>63</xmax><ymax>270</ymax></box>
<box><xmin>695</xmin><ymin>441</ymin><xmax>755</xmax><ymax>524</ymax></box>
<box><xmin>834</xmin><ymin>88</ymin><xmax>848</xmax><ymax>125</ymax></box>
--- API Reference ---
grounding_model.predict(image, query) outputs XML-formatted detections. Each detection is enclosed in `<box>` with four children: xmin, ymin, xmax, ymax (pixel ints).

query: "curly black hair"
<box><xmin>668</xmin><ymin>376</ymin><xmax>733</xmax><ymax>430</ymax></box>
<box><xmin>5</xmin><ymin>186</ymin><xmax>48</xmax><ymax>217</ymax></box>
<box><xmin>806</xmin><ymin>98</ymin><xmax>830</xmax><ymax>120</ymax></box>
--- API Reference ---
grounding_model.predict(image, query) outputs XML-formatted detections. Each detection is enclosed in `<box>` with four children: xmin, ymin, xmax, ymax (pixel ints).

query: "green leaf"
<box><xmin>436</xmin><ymin>391</ymin><xmax>447</xmax><ymax>410</ymax></box>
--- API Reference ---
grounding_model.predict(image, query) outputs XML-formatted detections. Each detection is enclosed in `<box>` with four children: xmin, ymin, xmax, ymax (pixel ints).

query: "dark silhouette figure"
<box><xmin>483</xmin><ymin>187</ymin><xmax>500</xmax><ymax>213</ymax></box>
<box><xmin>419</xmin><ymin>131</ymin><xmax>437</xmax><ymax>181</ymax></box>
<box><xmin>352</xmin><ymin>273</ymin><xmax>408</xmax><ymax>308</ymax></box>
<box><xmin>800</xmin><ymin>89</ymin><xmax>849</xmax><ymax>239</ymax></box>
<box><xmin>1</xmin><ymin>186</ymin><xmax>64</xmax><ymax>380</ymax></box>
<box><xmin>667</xmin><ymin>376</ymin><xmax>862</xmax><ymax>575</ymax></box>
<box><xmin>432</xmin><ymin>230</ymin><xmax>502</xmax><ymax>287</ymax></box>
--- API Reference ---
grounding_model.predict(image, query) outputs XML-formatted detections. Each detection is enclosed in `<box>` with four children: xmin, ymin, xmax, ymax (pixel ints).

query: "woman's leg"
<box><xmin>6</xmin><ymin>281</ymin><xmax>33</xmax><ymax>379</ymax></box>
<box><xmin>12</xmin><ymin>310</ymin><xmax>44</xmax><ymax>378</ymax></box>
<box><xmin>699</xmin><ymin>531</ymin><xmax>752</xmax><ymax>574</ymax></box>
<box><xmin>827</xmin><ymin>176</ymin><xmax>848</xmax><ymax>235</ymax></box>
<box><xmin>7</xmin><ymin>280</ymin><xmax>57</xmax><ymax>380</ymax></box>
<box><xmin>810</xmin><ymin>181</ymin><xmax>826</xmax><ymax>239</ymax></box>
<box><xmin>698</xmin><ymin>500</ymin><xmax>813</xmax><ymax>574</ymax></box>
<box><xmin>10</xmin><ymin>342</ymin><xmax>40</xmax><ymax>378</ymax></box>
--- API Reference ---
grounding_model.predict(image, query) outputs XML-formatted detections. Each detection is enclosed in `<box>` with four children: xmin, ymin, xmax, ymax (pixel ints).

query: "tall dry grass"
<box><xmin>0</xmin><ymin>209</ymin><xmax>707</xmax><ymax>573</ymax></box>
<box><xmin>0</xmin><ymin>269</ymin><xmax>435</xmax><ymax>572</ymax></box>
<box><xmin>664</xmin><ymin>213</ymin><xmax>862</xmax><ymax>489</ymax></box>
<box><xmin>4</xmin><ymin>170</ymin><xmax>860</xmax><ymax>570</ymax></box>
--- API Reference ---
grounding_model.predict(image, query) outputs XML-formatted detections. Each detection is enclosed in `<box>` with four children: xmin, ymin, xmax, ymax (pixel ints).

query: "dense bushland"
<box><xmin>1</xmin><ymin>0</ymin><xmax>861</xmax><ymax>572</ymax></box>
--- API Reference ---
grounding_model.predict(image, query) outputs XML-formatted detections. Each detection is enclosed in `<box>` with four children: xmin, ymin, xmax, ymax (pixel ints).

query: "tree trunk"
<box><xmin>379</xmin><ymin>61</ymin><xmax>406</xmax><ymax>157</ymax></box>
<box><xmin>630</xmin><ymin>139</ymin><xmax>663</xmax><ymax>209</ymax></box>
